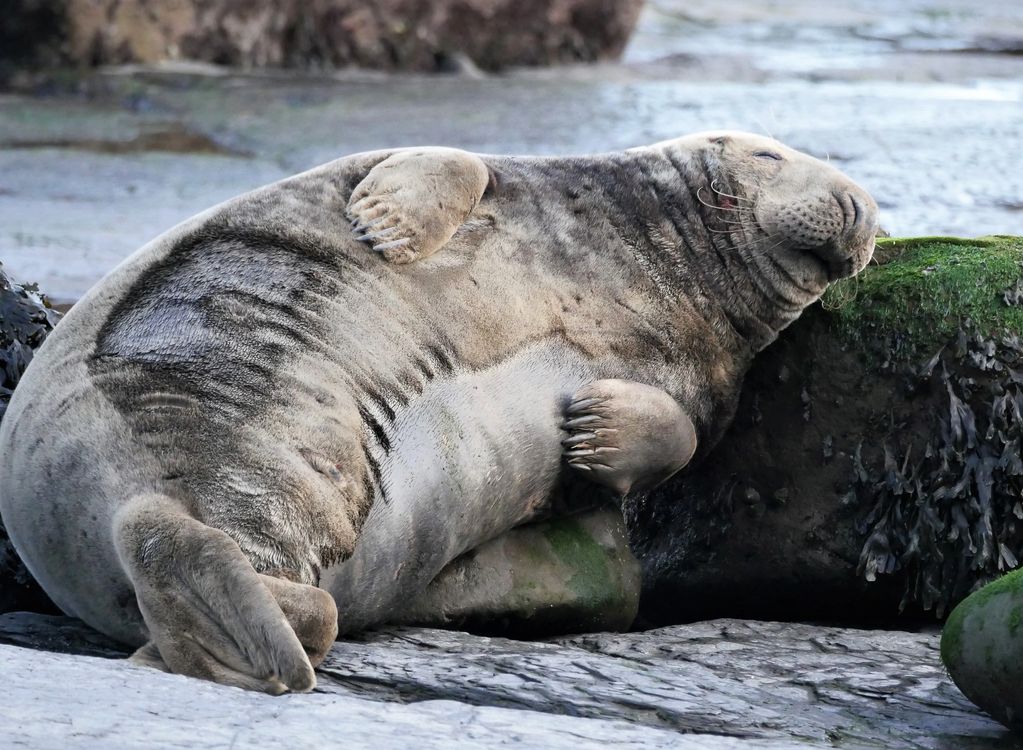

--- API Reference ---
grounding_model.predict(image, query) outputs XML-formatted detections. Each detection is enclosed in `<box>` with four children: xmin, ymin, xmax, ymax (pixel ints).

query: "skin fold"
<box><xmin>0</xmin><ymin>131</ymin><xmax>879</xmax><ymax>692</ymax></box>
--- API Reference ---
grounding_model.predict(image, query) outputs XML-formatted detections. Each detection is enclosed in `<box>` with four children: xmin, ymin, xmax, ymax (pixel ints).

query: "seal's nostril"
<box><xmin>849</xmin><ymin>194</ymin><xmax>862</xmax><ymax>228</ymax></box>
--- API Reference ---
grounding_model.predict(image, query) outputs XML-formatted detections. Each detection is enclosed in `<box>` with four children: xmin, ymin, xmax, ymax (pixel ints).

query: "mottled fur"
<box><xmin>0</xmin><ymin>132</ymin><xmax>878</xmax><ymax>692</ymax></box>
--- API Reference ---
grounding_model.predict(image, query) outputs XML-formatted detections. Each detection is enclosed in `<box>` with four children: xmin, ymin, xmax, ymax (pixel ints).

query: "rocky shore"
<box><xmin>4</xmin><ymin>236</ymin><xmax>1023</xmax><ymax>744</ymax></box>
<box><xmin>0</xmin><ymin>612</ymin><xmax>1010</xmax><ymax>749</ymax></box>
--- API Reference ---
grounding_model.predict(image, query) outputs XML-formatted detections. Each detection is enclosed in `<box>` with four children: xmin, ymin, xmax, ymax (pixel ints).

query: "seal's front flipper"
<box><xmin>562</xmin><ymin>379</ymin><xmax>698</xmax><ymax>496</ymax></box>
<box><xmin>115</xmin><ymin>496</ymin><xmax>322</xmax><ymax>694</ymax></box>
<box><xmin>346</xmin><ymin>148</ymin><xmax>490</xmax><ymax>264</ymax></box>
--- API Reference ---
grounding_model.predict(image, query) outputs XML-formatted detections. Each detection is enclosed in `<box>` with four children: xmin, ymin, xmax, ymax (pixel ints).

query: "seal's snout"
<box><xmin>838</xmin><ymin>187</ymin><xmax>878</xmax><ymax>242</ymax></box>
<box><xmin>833</xmin><ymin>183</ymin><xmax>879</xmax><ymax>276</ymax></box>
<box><xmin>749</xmin><ymin>158</ymin><xmax>878</xmax><ymax>287</ymax></box>
<box><xmin>841</xmin><ymin>192</ymin><xmax>863</xmax><ymax>232</ymax></box>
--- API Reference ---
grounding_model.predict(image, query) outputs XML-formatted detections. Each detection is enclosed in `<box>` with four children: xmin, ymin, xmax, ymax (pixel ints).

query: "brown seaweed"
<box><xmin>856</xmin><ymin>325</ymin><xmax>1023</xmax><ymax>616</ymax></box>
<box><xmin>0</xmin><ymin>263</ymin><xmax>61</xmax><ymax>422</ymax></box>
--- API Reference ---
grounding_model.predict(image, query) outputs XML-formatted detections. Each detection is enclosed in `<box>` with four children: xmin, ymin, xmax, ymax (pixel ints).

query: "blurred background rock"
<box><xmin>2</xmin><ymin>0</ymin><xmax>644</xmax><ymax>72</ymax></box>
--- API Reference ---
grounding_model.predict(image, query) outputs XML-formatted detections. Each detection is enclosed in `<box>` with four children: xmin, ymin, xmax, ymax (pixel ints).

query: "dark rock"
<box><xmin>0</xmin><ymin>263</ymin><xmax>59</xmax><ymax>615</ymax></box>
<box><xmin>0</xmin><ymin>0</ymin><xmax>68</xmax><ymax>77</ymax></box>
<box><xmin>630</xmin><ymin>236</ymin><xmax>1023</xmax><ymax>628</ymax></box>
<box><xmin>0</xmin><ymin>611</ymin><xmax>128</xmax><ymax>658</ymax></box>
<box><xmin>1</xmin><ymin>0</ymin><xmax>644</xmax><ymax>73</ymax></box>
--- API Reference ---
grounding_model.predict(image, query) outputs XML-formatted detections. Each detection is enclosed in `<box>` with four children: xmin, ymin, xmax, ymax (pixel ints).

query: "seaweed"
<box><xmin>814</xmin><ymin>236</ymin><xmax>1023</xmax><ymax>616</ymax></box>
<box><xmin>0</xmin><ymin>262</ymin><xmax>62</xmax><ymax>422</ymax></box>
<box><xmin>854</xmin><ymin>325</ymin><xmax>1023</xmax><ymax>616</ymax></box>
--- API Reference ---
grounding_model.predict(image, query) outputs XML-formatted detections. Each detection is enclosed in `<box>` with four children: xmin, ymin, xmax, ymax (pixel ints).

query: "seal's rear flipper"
<box><xmin>114</xmin><ymin>495</ymin><xmax>336</xmax><ymax>693</ymax></box>
<box><xmin>346</xmin><ymin>148</ymin><xmax>490</xmax><ymax>264</ymax></box>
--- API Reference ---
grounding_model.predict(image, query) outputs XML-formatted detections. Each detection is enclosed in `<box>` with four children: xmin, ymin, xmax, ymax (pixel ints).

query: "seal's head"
<box><xmin>655</xmin><ymin>130</ymin><xmax>880</xmax><ymax>346</ymax></box>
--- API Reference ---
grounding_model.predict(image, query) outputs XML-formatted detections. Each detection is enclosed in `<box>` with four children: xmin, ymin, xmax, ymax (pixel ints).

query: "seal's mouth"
<box><xmin>792</xmin><ymin>245</ymin><xmax>837</xmax><ymax>282</ymax></box>
<box><xmin>793</xmin><ymin>244</ymin><xmax>846</xmax><ymax>283</ymax></box>
<box><xmin>803</xmin><ymin>236</ymin><xmax>876</xmax><ymax>283</ymax></box>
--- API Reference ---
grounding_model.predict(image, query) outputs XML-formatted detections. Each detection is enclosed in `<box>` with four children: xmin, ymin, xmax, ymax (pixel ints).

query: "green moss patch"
<box><xmin>823</xmin><ymin>236</ymin><xmax>1023</xmax><ymax>353</ymax></box>
<box><xmin>543</xmin><ymin>518</ymin><xmax>612</xmax><ymax>608</ymax></box>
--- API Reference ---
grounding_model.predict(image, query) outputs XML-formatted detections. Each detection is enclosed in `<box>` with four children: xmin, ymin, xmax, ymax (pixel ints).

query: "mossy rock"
<box><xmin>942</xmin><ymin>568</ymin><xmax>1023</xmax><ymax>731</ymax></box>
<box><xmin>633</xmin><ymin>236</ymin><xmax>1023</xmax><ymax>626</ymax></box>
<box><xmin>823</xmin><ymin>235</ymin><xmax>1023</xmax><ymax>356</ymax></box>
<box><xmin>394</xmin><ymin>507</ymin><xmax>640</xmax><ymax>637</ymax></box>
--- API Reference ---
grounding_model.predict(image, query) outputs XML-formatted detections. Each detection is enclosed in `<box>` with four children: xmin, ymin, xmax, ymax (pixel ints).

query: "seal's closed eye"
<box><xmin>754</xmin><ymin>151</ymin><xmax>783</xmax><ymax>161</ymax></box>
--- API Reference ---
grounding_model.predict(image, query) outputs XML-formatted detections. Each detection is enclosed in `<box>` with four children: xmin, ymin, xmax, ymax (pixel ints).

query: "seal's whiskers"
<box><xmin>710</xmin><ymin>179</ymin><xmax>753</xmax><ymax>205</ymax></box>
<box><xmin>696</xmin><ymin>186</ymin><xmax>754</xmax><ymax>215</ymax></box>
<box><xmin>721</xmin><ymin>232</ymin><xmax>789</xmax><ymax>255</ymax></box>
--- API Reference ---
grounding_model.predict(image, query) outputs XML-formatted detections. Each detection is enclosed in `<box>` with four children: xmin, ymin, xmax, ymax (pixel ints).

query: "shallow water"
<box><xmin>0</xmin><ymin>0</ymin><xmax>1020</xmax><ymax>300</ymax></box>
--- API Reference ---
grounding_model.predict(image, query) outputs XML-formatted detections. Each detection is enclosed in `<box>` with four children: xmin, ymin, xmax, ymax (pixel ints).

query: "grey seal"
<box><xmin>0</xmin><ymin>131</ymin><xmax>879</xmax><ymax>693</ymax></box>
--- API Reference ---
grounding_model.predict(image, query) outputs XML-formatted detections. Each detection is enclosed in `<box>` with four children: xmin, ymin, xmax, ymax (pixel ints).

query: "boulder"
<box><xmin>1</xmin><ymin>0</ymin><xmax>644</xmax><ymax>73</ymax></box>
<box><xmin>395</xmin><ymin>507</ymin><xmax>640</xmax><ymax>636</ymax></box>
<box><xmin>631</xmin><ymin>236</ymin><xmax>1023</xmax><ymax>627</ymax></box>
<box><xmin>942</xmin><ymin>568</ymin><xmax>1023</xmax><ymax>732</ymax></box>
<box><xmin>0</xmin><ymin>612</ymin><xmax>1006</xmax><ymax>748</ymax></box>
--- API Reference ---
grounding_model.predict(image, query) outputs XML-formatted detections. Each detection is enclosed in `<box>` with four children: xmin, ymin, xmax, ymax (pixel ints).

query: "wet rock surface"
<box><xmin>2</xmin><ymin>0</ymin><xmax>643</xmax><ymax>72</ymax></box>
<box><xmin>0</xmin><ymin>611</ymin><xmax>127</xmax><ymax>658</ymax></box>
<box><xmin>0</xmin><ymin>612</ymin><xmax>1013</xmax><ymax>749</ymax></box>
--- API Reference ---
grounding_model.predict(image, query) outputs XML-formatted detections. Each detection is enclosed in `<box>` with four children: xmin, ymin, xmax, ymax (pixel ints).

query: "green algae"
<box><xmin>823</xmin><ymin>236</ymin><xmax>1023</xmax><ymax>353</ymax></box>
<box><xmin>1009</xmin><ymin>607</ymin><xmax>1021</xmax><ymax>637</ymax></box>
<box><xmin>543</xmin><ymin>517</ymin><xmax>613</xmax><ymax>609</ymax></box>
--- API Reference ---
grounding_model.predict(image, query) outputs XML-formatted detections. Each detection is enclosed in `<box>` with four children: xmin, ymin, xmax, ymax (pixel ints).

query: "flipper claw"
<box><xmin>563</xmin><ymin>414</ymin><xmax>602</xmax><ymax>429</ymax></box>
<box><xmin>346</xmin><ymin>148</ymin><xmax>489</xmax><ymax>264</ymax></box>
<box><xmin>373</xmin><ymin>238</ymin><xmax>412</xmax><ymax>253</ymax></box>
<box><xmin>562</xmin><ymin>432</ymin><xmax>598</xmax><ymax>447</ymax></box>
<box><xmin>566</xmin><ymin>397</ymin><xmax>603</xmax><ymax>414</ymax></box>
<box><xmin>357</xmin><ymin>226</ymin><xmax>399</xmax><ymax>243</ymax></box>
<box><xmin>354</xmin><ymin>216</ymin><xmax>389</xmax><ymax>233</ymax></box>
<box><xmin>560</xmin><ymin>379</ymin><xmax>698</xmax><ymax>497</ymax></box>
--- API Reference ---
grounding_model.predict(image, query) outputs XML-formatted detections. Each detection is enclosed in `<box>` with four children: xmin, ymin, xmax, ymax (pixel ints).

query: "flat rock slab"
<box><xmin>0</xmin><ymin>614</ymin><xmax>1014</xmax><ymax>749</ymax></box>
